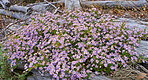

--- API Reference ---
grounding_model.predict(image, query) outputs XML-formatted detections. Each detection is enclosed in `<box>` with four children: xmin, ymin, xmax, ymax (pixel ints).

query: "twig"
<box><xmin>128</xmin><ymin>1</ymin><xmax>147</xmax><ymax>17</ymax></box>
<box><xmin>120</xmin><ymin>1</ymin><xmax>148</xmax><ymax>24</ymax></box>
<box><xmin>146</xmin><ymin>0</ymin><xmax>148</xmax><ymax>4</ymax></box>
<box><xmin>44</xmin><ymin>0</ymin><xmax>63</xmax><ymax>13</ymax></box>
<box><xmin>111</xmin><ymin>63</ymin><xmax>148</xmax><ymax>80</ymax></box>
<box><xmin>137</xmin><ymin>64</ymin><xmax>148</xmax><ymax>73</ymax></box>
<box><xmin>1</xmin><ymin>7</ymin><xmax>31</xmax><ymax>34</ymax></box>
<box><xmin>53</xmin><ymin>7</ymin><xmax>59</xmax><ymax>14</ymax></box>
<box><xmin>17</xmin><ymin>0</ymin><xmax>25</xmax><ymax>6</ymax></box>
<box><xmin>44</xmin><ymin>0</ymin><xmax>57</xmax><ymax>9</ymax></box>
<box><xmin>79</xmin><ymin>0</ymin><xmax>85</xmax><ymax>11</ymax></box>
<box><xmin>113</xmin><ymin>76</ymin><xmax>136</xmax><ymax>79</ymax></box>
<box><xmin>0</xmin><ymin>18</ymin><xmax>28</xmax><ymax>34</ymax></box>
<box><xmin>0</xmin><ymin>1</ymin><xmax>6</xmax><ymax>9</ymax></box>
<box><xmin>26</xmin><ymin>2</ymin><xmax>46</xmax><ymax>6</ymax></box>
<box><xmin>125</xmin><ymin>71</ymin><xmax>132</xmax><ymax>77</ymax></box>
<box><xmin>49</xmin><ymin>1</ymin><xmax>62</xmax><ymax>4</ymax></box>
<box><xmin>116</xmin><ymin>1</ymin><xmax>148</xmax><ymax>24</ymax></box>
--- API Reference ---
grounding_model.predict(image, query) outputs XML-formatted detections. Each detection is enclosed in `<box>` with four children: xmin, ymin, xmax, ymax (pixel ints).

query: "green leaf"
<box><xmin>57</xmin><ymin>22</ymin><xmax>60</xmax><ymax>26</ymax></box>
<box><xmin>86</xmin><ymin>73</ymin><xmax>90</xmax><ymax>79</ymax></box>
<box><xmin>31</xmin><ymin>18</ymin><xmax>35</xmax><ymax>21</ymax></box>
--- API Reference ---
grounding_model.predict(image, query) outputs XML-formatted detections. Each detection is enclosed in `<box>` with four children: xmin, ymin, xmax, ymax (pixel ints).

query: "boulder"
<box><xmin>136</xmin><ymin>40</ymin><xmax>148</xmax><ymax>58</ymax></box>
<box><xmin>27</xmin><ymin>69</ymin><xmax>53</xmax><ymax>80</ymax></box>
<box><xmin>27</xmin><ymin>69</ymin><xmax>111</xmax><ymax>80</ymax></box>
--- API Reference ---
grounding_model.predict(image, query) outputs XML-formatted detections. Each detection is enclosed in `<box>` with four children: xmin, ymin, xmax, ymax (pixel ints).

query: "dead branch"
<box><xmin>0</xmin><ymin>9</ymin><xmax>29</xmax><ymax>20</ymax></box>
<box><xmin>8</xmin><ymin>5</ymin><xmax>33</xmax><ymax>14</ymax></box>
<box><xmin>53</xmin><ymin>7</ymin><xmax>59</xmax><ymax>14</ymax></box>
<box><xmin>81</xmin><ymin>1</ymin><xmax>148</xmax><ymax>10</ymax></box>
<box><xmin>0</xmin><ymin>0</ymin><xmax>11</xmax><ymax>8</ymax></box>
<box><xmin>0</xmin><ymin>18</ymin><xmax>28</xmax><ymax>34</ymax></box>
<box><xmin>44</xmin><ymin>0</ymin><xmax>63</xmax><ymax>13</ymax></box>
<box><xmin>137</xmin><ymin>64</ymin><xmax>148</xmax><ymax>73</ymax></box>
<box><xmin>31</xmin><ymin>3</ymin><xmax>51</xmax><ymax>12</ymax></box>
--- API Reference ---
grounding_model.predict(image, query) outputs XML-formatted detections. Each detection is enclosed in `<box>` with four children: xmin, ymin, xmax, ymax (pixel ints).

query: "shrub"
<box><xmin>2</xmin><ymin>8</ymin><xmax>148</xmax><ymax>79</ymax></box>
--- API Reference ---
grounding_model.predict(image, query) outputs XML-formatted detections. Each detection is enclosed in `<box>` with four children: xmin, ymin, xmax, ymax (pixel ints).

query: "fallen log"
<box><xmin>31</xmin><ymin>3</ymin><xmax>56</xmax><ymax>13</ymax></box>
<box><xmin>0</xmin><ymin>1</ymin><xmax>32</xmax><ymax>14</ymax></box>
<box><xmin>81</xmin><ymin>1</ymin><xmax>148</xmax><ymax>10</ymax></box>
<box><xmin>0</xmin><ymin>0</ymin><xmax>11</xmax><ymax>8</ymax></box>
<box><xmin>26</xmin><ymin>1</ymin><xmax>63</xmax><ymax>13</ymax></box>
<box><xmin>0</xmin><ymin>9</ymin><xmax>29</xmax><ymax>20</ymax></box>
<box><xmin>8</xmin><ymin>5</ymin><xmax>33</xmax><ymax>15</ymax></box>
<box><xmin>31</xmin><ymin>3</ymin><xmax>50</xmax><ymax>11</ymax></box>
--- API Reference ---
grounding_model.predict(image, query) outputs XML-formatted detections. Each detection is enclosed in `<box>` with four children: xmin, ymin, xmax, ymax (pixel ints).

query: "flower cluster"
<box><xmin>2</xmin><ymin>8</ymin><xmax>148</xmax><ymax>79</ymax></box>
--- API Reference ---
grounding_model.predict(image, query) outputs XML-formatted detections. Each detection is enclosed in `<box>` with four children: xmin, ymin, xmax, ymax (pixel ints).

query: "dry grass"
<box><xmin>107</xmin><ymin>63</ymin><xmax>148</xmax><ymax>80</ymax></box>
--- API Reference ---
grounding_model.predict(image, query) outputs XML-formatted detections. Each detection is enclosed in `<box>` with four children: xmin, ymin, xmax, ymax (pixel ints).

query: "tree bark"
<box><xmin>81</xmin><ymin>1</ymin><xmax>148</xmax><ymax>9</ymax></box>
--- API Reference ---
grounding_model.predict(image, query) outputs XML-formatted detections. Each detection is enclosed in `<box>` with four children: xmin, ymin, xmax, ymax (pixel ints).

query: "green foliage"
<box><xmin>2</xmin><ymin>8</ymin><xmax>148</xmax><ymax>79</ymax></box>
<box><xmin>0</xmin><ymin>43</ymin><xmax>12</xmax><ymax>80</ymax></box>
<box><xmin>0</xmin><ymin>43</ymin><xmax>30</xmax><ymax>80</ymax></box>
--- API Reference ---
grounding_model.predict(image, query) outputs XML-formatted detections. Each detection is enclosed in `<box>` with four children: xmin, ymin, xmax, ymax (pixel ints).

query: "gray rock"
<box><xmin>27</xmin><ymin>69</ymin><xmax>112</xmax><ymax>80</ymax></box>
<box><xmin>114</xmin><ymin>18</ymin><xmax>148</xmax><ymax>30</ymax></box>
<box><xmin>114</xmin><ymin>18</ymin><xmax>148</xmax><ymax>58</ymax></box>
<box><xmin>88</xmin><ymin>73</ymin><xmax>111</xmax><ymax>80</ymax></box>
<box><xmin>136</xmin><ymin>40</ymin><xmax>148</xmax><ymax>58</ymax></box>
<box><xmin>27</xmin><ymin>69</ymin><xmax>53</xmax><ymax>80</ymax></box>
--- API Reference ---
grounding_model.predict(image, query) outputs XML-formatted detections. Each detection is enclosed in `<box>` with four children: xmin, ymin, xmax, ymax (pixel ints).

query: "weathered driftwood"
<box><xmin>26</xmin><ymin>1</ymin><xmax>63</xmax><ymax>13</ymax></box>
<box><xmin>0</xmin><ymin>9</ymin><xmax>29</xmax><ymax>20</ymax></box>
<box><xmin>0</xmin><ymin>1</ymin><xmax>32</xmax><ymax>14</ymax></box>
<box><xmin>31</xmin><ymin>3</ymin><xmax>50</xmax><ymax>11</ymax></box>
<box><xmin>0</xmin><ymin>0</ymin><xmax>11</xmax><ymax>8</ymax></box>
<box><xmin>81</xmin><ymin>1</ymin><xmax>148</xmax><ymax>9</ymax></box>
<box><xmin>31</xmin><ymin>3</ymin><xmax>56</xmax><ymax>13</ymax></box>
<box><xmin>8</xmin><ymin>5</ymin><xmax>33</xmax><ymax>14</ymax></box>
<box><xmin>0</xmin><ymin>3</ymin><xmax>33</xmax><ymax>14</ymax></box>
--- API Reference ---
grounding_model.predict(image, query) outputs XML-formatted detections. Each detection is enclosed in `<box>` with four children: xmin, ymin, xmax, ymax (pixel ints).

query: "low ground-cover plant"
<box><xmin>0</xmin><ymin>44</ymin><xmax>12</xmax><ymax>80</ymax></box>
<box><xmin>2</xmin><ymin>8</ymin><xmax>148</xmax><ymax>80</ymax></box>
<box><xmin>0</xmin><ymin>43</ymin><xmax>32</xmax><ymax>80</ymax></box>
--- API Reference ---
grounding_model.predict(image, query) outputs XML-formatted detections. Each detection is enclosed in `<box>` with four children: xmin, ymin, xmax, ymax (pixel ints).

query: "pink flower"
<box><xmin>104</xmin><ymin>63</ymin><xmax>108</xmax><ymax>67</ymax></box>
